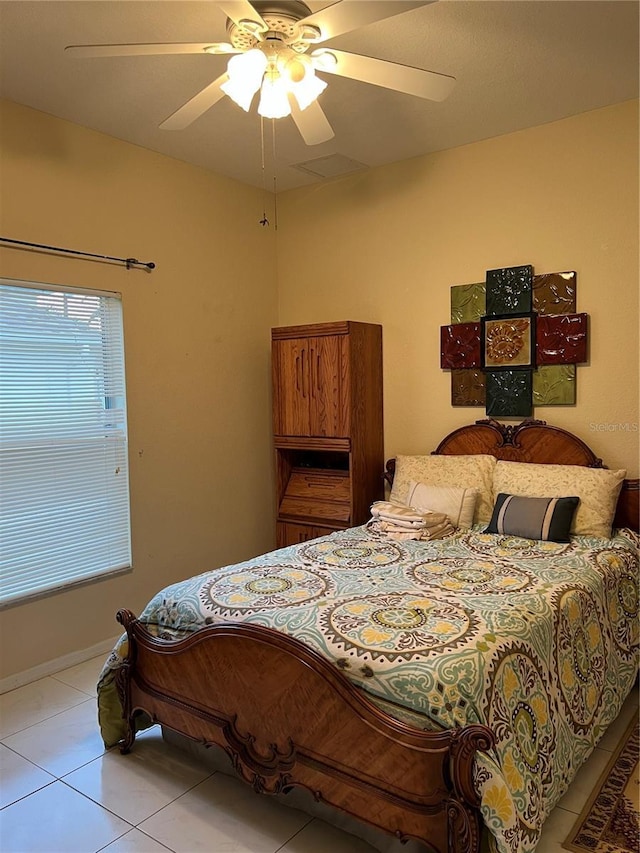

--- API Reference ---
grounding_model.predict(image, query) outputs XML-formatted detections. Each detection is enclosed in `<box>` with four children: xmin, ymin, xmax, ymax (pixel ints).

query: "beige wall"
<box><xmin>0</xmin><ymin>100</ymin><xmax>278</xmax><ymax>678</ymax></box>
<box><xmin>1</xmin><ymin>98</ymin><xmax>638</xmax><ymax>679</ymax></box>
<box><xmin>275</xmin><ymin>100</ymin><xmax>639</xmax><ymax>477</ymax></box>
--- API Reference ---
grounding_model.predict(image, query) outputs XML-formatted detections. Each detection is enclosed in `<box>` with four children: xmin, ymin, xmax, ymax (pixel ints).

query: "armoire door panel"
<box><xmin>308</xmin><ymin>335</ymin><xmax>350</xmax><ymax>437</ymax></box>
<box><xmin>272</xmin><ymin>338</ymin><xmax>311</xmax><ymax>436</ymax></box>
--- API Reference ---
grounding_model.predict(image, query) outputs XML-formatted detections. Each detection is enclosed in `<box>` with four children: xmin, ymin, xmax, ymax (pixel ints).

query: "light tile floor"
<box><xmin>0</xmin><ymin>655</ymin><xmax>637</xmax><ymax>853</ymax></box>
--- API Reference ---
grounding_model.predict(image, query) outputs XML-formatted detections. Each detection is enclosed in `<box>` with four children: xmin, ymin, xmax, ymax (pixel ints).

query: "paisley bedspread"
<box><xmin>98</xmin><ymin>525</ymin><xmax>639</xmax><ymax>853</ymax></box>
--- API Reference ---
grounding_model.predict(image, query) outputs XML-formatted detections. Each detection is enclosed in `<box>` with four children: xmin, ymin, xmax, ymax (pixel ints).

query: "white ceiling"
<box><xmin>0</xmin><ymin>0</ymin><xmax>638</xmax><ymax>192</ymax></box>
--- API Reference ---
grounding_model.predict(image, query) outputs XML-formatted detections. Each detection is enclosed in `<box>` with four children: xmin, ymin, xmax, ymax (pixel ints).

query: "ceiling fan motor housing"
<box><xmin>227</xmin><ymin>1</ymin><xmax>315</xmax><ymax>53</ymax></box>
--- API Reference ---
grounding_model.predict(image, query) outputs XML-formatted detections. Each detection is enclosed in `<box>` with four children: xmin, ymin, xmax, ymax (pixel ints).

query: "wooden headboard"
<box><xmin>385</xmin><ymin>418</ymin><xmax>639</xmax><ymax>532</ymax></box>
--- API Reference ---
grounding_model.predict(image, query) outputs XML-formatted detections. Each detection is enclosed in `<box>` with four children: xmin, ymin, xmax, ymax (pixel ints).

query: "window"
<box><xmin>0</xmin><ymin>279</ymin><xmax>131</xmax><ymax>605</ymax></box>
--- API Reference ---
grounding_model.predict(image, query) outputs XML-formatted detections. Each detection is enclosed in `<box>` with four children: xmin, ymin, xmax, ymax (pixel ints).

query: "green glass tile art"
<box><xmin>486</xmin><ymin>265</ymin><xmax>533</xmax><ymax>315</ymax></box>
<box><xmin>451</xmin><ymin>282</ymin><xmax>486</xmax><ymax>323</ymax></box>
<box><xmin>533</xmin><ymin>365</ymin><xmax>576</xmax><ymax>405</ymax></box>
<box><xmin>486</xmin><ymin>369</ymin><xmax>533</xmax><ymax>418</ymax></box>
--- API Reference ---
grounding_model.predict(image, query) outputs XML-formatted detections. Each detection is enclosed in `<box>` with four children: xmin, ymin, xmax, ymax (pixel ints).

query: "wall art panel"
<box><xmin>442</xmin><ymin>266</ymin><xmax>588</xmax><ymax>416</ymax></box>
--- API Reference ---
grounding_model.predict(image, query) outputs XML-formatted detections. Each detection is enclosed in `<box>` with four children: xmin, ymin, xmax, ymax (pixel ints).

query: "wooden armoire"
<box><xmin>272</xmin><ymin>321</ymin><xmax>384</xmax><ymax>548</ymax></box>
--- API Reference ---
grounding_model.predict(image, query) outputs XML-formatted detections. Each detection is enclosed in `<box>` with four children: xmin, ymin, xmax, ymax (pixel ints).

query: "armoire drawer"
<box><xmin>283</xmin><ymin>468</ymin><xmax>350</xmax><ymax>500</ymax></box>
<box><xmin>278</xmin><ymin>467</ymin><xmax>351</xmax><ymax>523</ymax></box>
<box><xmin>276</xmin><ymin>522</ymin><xmax>340</xmax><ymax>548</ymax></box>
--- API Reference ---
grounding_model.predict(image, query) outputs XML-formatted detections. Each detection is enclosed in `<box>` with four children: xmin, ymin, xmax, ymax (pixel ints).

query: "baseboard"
<box><xmin>0</xmin><ymin>634</ymin><xmax>121</xmax><ymax>694</ymax></box>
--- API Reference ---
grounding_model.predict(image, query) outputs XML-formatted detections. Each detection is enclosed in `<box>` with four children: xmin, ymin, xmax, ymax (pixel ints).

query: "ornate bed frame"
<box><xmin>114</xmin><ymin>419</ymin><xmax>639</xmax><ymax>853</ymax></box>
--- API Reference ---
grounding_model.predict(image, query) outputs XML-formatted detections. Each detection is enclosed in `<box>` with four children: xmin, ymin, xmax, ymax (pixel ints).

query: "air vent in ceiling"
<box><xmin>292</xmin><ymin>153</ymin><xmax>368</xmax><ymax>179</ymax></box>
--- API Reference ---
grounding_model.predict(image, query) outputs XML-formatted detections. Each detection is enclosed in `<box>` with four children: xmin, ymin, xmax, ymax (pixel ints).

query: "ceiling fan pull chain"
<box><xmin>259</xmin><ymin>116</ymin><xmax>269</xmax><ymax>227</ymax></box>
<box><xmin>272</xmin><ymin>118</ymin><xmax>278</xmax><ymax>231</ymax></box>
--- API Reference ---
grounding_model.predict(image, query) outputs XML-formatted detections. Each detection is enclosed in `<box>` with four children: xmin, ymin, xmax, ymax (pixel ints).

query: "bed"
<box><xmin>98</xmin><ymin>418</ymin><xmax>639</xmax><ymax>853</ymax></box>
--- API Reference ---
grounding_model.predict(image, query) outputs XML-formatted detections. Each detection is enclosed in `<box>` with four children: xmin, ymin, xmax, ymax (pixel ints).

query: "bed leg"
<box><xmin>115</xmin><ymin>661</ymin><xmax>136</xmax><ymax>754</ymax></box>
<box><xmin>447</xmin><ymin>724</ymin><xmax>495</xmax><ymax>853</ymax></box>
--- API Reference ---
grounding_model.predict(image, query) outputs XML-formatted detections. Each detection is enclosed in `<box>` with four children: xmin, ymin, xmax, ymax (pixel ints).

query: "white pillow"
<box><xmin>492</xmin><ymin>461</ymin><xmax>626</xmax><ymax>538</ymax></box>
<box><xmin>406</xmin><ymin>481</ymin><xmax>478</xmax><ymax>529</ymax></box>
<box><xmin>390</xmin><ymin>454</ymin><xmax>496</xmax><ymax>524</ymax></box>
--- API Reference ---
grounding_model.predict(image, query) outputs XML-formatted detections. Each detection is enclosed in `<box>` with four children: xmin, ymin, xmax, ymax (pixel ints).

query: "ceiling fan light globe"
<box><xmin>220</xmin><ymin>76</ymin><xmax>256</xmax><ymax>111</ymax></box>
<box><xmin>258</xmin><ymin>74</ymin><xmax>291</xmax><ymax>119</ymax></box>
<box><xmin>292</xmin><ymin>73</ymin><xmax>327</xmax><ymax>111</ymax></box>
<box><xmin>285</xmin><ymin>57</ymin><xmax>307</xmax><ymax>84</ymax></box>
<box><xmin>226</xmin><ymin>48</ymin><xmax>267</xmax><ymax>80</ymax></box>
<box><xmin>222</xmin><ymin>49</ymin><xmax>268</xmax><ymax>110</ymax></box>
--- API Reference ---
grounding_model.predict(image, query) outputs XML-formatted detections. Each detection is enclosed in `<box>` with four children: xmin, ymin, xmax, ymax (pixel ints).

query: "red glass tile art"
<box><xmin>440</xmin><ymin>323</ymin><xmax>481</xmax><ymax>369</ymax></box>
<box><xmin>536</xmin><ymin>313</ymin><xmax>588</xmax><ymax>365</ymax></box>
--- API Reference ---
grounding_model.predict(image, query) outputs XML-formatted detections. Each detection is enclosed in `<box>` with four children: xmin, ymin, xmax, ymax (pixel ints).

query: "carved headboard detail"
<box><xmin>384</xmin><ymin>419</ymin><xmax>639</xmax><ymax>532</ymax></box>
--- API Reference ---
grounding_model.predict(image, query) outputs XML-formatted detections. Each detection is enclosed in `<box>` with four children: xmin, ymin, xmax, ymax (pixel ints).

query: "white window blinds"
<box><xmin>0</xmin><ymin>279</ymin><xmax>132</xmax><ymax>605</ymax></box>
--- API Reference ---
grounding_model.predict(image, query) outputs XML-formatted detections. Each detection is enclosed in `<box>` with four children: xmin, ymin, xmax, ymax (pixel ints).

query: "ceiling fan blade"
<box><xmin>160</xmin><ymin>73</ymin><xmax>229</xmax><ymax>130</ymax></box>
<box><xmin>297</xmin><ymin>1</ymin><xmax>434</xmax><ymax>44</ymax></box>
<box><xmin>216</xmin><ymin>1</ymin><xmax>268</xmax><ymax>33</ymax></box>
<box><xmin>65</xmin><ymin>42</ymin><xmax>237</xmax><ymax>58</ymax></box>
<box><xmin>315</xmin><ymin>49</ymin><xmax>455</xmax><ymax>102</ymax></box>
<box><xmin>289</xmin><ymin>98</ymin><xmax>335</xmax><ymax>146</ymax></box>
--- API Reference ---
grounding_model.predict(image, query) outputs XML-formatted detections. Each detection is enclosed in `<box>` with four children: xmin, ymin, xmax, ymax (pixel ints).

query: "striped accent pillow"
<box><xmin>485</xmin><ymin>493</ymin><xmax>580</xmax><ymax>542</ymax></box>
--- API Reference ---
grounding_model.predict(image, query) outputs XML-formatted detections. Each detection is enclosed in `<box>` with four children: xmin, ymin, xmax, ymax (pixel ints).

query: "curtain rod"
<box><xmin>0</xmin><ymin>237</ymin><xmax>155</xmax><ymax>271</ymax></box>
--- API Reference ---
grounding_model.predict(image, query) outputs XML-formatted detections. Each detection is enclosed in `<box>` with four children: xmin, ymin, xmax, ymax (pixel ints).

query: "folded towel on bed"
<box><xmin>367</xmin><ymin>519</ymin><xmax>454</xmax><ymax>541</ymax></box>
<box><xmin>370</xmin><ymin>501</ymin><xmax>449</xmax><ymax>528</ymax></box>
<box><xmin>367</xmin><ymin>516</ymin><xmax>455</xmax><ymax>541</ymax></box>
<box><xmin>369</xmin><ymin>500</ymin><xmax>455</xmax><ymax>541</ymax></box>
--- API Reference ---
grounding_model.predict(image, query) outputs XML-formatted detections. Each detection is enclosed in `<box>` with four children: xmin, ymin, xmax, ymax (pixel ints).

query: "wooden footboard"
<box><xmin>115</xmin><ymin>609</ymin><xmax>494</xmax><ymax>853</ymax></box>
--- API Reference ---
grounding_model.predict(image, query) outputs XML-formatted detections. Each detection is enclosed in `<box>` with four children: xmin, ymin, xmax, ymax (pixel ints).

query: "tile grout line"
<box><xmin>273</xmin><ymin>816</ymin><xmax>315</xmax><ymax>852</ymax></box>
<box><xmin>2</xmin><ymin>726</ymin><xmax>221</xmax><ymax>852</ymax></box>
<box><xmin>49</xmin><ymin>674</ymin><xmax>98</xmax><ymax>695</ymax></box>
<box><xmin>0</xmin><ymin>778</ymin><xmax>58</xmax><ymax>811</ymax></box>
<box><xmin>95</xmin><ymin>825</ymin><xmax>177</xmax><ymax>853</ymax></box>
<box><xmin>125</xmin><ymin>767</ymin><xmax>219</xmax><ymax>829</ymax></box>
<box><xmin>0</xmin><ymin>694</ymin><xmax>95</xmax><ymax>741</ymax></box>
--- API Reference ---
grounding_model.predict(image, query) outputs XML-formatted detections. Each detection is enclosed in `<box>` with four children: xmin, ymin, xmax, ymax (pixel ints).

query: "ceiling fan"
<box><xmin>65</xmin><ymin>0</ymin><xmax>456</xmax><ymax>146</ymax></box>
